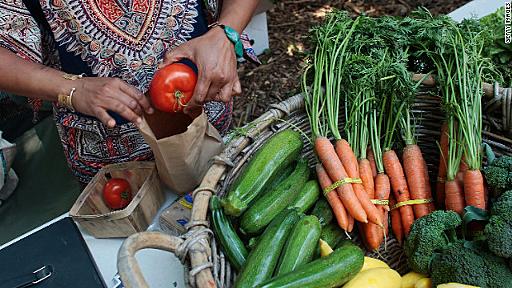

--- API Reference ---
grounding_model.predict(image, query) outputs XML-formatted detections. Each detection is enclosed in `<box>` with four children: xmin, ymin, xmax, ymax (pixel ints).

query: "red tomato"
<box><xmin>149</xmin><ymin>63</ymin><xmax>197</xmax><ymax>113</ymax></box>
<box><xmin>103</xmin><ymin>178</ymin><xmax>132</xmax><ymax>210</ymax></box>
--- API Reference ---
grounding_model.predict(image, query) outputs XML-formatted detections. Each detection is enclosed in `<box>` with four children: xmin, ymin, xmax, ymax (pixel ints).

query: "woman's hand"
<box><xmin>160</xmin><ymin>27</ymin><xmax>242</xmax><ymax>114</ymax></box>
<box><xmin>72</xmin><ymin>77</ymin><xmax>153</xmax><ymax>128</ymax></box>
<box><xmin>0</xmin><ymin>48</ymin><xmax>153</xmax><ymax>128</ymax></box>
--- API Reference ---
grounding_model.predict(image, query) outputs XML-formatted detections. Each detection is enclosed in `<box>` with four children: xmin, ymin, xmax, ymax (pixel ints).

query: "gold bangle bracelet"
<box><xmin>57</xmin><ymin>73</ymin><xmax>84</xmax><ymax>111</ymax></box>
<box><xmin>62</xmin><ymin>73</ymin><xmax>84</xmax><ymax>80</ymax></box>
<box><xmin>57</xmin><ymin>87</ymin><xmax>76</xmax><ymax>111</ymax></box>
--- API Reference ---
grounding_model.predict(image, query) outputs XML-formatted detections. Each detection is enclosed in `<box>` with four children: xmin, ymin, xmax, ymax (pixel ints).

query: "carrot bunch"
<box><xmin>303</xmin><ymin>15</ymin><xmax>373</xmax><ymax>232</ymax></box>
<box><xmin>360</xmin><ymin>103</ymin><xmax>392</xmax><ymax>250</ymax></box>
<box><xmin>452</xmin><ymin>30</ymin><xmax>486</xmax><ymax>211</ymax></box>
<box><xmin>299</xmin><ymin>8</ymin><xmax>492</xmax><ymax>253</ymax></box>
<box><xmin>377</xmin><ymin>64</ymin><xmax>436</xmax><ymax>240</ymax></box>
<box><xmin>340</xmin><ymin>69</ymin><xmax>387</xmax><ymax>250</ymax></box>
<box><xmin>399</xmin><ymin>107</ymin><xmax>436</xmax><ymax>219</ymax></box>
<box><xmin>428</xmin><ymin>24</ymin><xmax>488</xmax><ymax>213</ymax></box>
<box><xmin>442</xmin><ymin>117</ymin><xmax>465</xmax><ymax>214</ymax></box>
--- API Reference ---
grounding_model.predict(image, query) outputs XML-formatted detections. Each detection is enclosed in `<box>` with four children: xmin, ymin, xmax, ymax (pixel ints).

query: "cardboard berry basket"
<box><xmin>70</xmin><ymin>161</ymin><xmax>164</xmax><ymax>238</ymax></box>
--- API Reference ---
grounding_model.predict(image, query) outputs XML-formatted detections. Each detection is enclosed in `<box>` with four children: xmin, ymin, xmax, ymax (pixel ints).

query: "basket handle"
<box><xmin>117</xmin><ymin>232</ymin><xmax>184</xmax><ymax>288</ymax></box>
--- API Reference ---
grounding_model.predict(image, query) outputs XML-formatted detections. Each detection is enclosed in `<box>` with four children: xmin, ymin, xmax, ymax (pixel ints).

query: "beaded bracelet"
<box><xmin>209</xmin><ymin>22</ymin><xmax>244</xmax><ymax>58</ymax></box>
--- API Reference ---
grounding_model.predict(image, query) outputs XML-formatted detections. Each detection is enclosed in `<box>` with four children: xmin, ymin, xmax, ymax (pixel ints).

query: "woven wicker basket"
<box><xmin>117</xmin><ymin>81</ymin><xmax>512</xmax><ymax>288</ymax></box>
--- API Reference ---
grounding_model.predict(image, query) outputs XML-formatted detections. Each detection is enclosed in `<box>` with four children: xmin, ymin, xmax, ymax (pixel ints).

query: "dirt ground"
<box><xmin>234</xmin><ymin>0</ymin><xmax>470</xmax><ymax>127</ymax></box>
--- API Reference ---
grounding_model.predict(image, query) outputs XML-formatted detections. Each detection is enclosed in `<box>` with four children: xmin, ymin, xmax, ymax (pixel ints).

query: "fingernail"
<box><xmin>148</xmin><ymin>107</ymin><xmax>154</xmax><ymax>114</ymax></box>
<box><xmin>136</xmin><ymin>117</ymin><xmax>142</xmax><ymax>124</ymax></box>
<box><xmin>108</xmin><ymin>120</ymin><xmax>116</xmax><ymax>127</ymax></box>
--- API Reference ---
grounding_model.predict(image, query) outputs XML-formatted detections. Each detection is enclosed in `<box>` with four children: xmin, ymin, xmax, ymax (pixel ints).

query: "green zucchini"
<box><xmin>223</xmin><ymin>129</ymin><xmax>303</xmax><ymax>216</ymax></box>
<box><xmin>258</xmin><ymin>243</ymin><xmax>364</xmax><ymax>288</ymax></box>
<box><xmin>288</xmin><ymin>179</ymin><xmax>320</xmax><ymax>213</ymax></box>
<box><xmin>254</xmin><ymin>163</ymin><xmax>296</xmax><ymax>202</ymax></box>
<box><xmin>210</xmin><ymin>196</ymin><xmax>247</xmax><ymax>271</ymax></box>
<box><xmin>311</xmin><ymin>198</ymin><xmax>334</xmax><ymax>227</ymax></box>
<box><xmin>275</xmin><ymin>215</ymin><xmax>321</xmax><ymax>276</ymax></box>
<box><xmin>314</xmin><ymin>223</ymin><xmax>347</xmax><ymax>259</ymax></box>
<box><xmin>320</xmin><ymin>222</ymin><xmax>346</xmax><ymax>248</ymax></box>
<box><xmin>235</xmin><ymin>209</ymin><xmax>300</xmax><ymax>288</ymax></box>
<box><xmin>240</xmin><ymin>158</ymin><xmax>310</xmax><ymax>234</ymax></box>
<box><xmin>336</xmin><ymin>239</ymin><xmax>354</xmax><ymax>249</ymax></box>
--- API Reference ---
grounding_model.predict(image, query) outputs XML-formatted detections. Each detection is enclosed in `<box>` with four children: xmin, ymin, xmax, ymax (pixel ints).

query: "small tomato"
<box><xmin>149</xmin><ymin>63</ymin><xmax>197</xmax><ymax>113</ymax></box>
<box><xmin>103</xmin><ymin>178</ymin><xmax>132</xmax><ymax>210</ymax></box>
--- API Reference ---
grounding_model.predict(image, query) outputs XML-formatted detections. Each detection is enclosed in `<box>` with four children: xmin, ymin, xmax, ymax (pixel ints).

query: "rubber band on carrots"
<box><xmin>322</xmin><ymin>178</ymin><xmax>362</xmax><ymax>196</ymax></box>
<box><xmin>391</xmin><ymin>199</ymin><xmax>433</xmax><ymax>210</ymax></box>
<box><xmin>370</xmin><ymin>199</ymin><xmax>390</xmax><ymax>205</ymax></box>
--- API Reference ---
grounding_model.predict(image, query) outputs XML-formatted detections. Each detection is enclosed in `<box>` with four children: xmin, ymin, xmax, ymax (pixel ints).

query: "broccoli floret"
<box><xmin>485</xmin><ymin>190</ymin><xmax>512</xmax><ymax>258</ymax></box>
<box><xmin>484</xmin><ymin>166</ymin><xmax>512</xmax><ymax>195</ymax></box>
<box><xmin>431</xmin><ymin>240</ymin><xmax>512</xmax><ymax>287</ymax></box>
<box><xmin>485</xmin><ymin>216</ymin><xmax>512</xmax><ymax>258</ymax></box>
<box><xmin>493</xmin><ymin>189</ymin><xmax>512</xmax><ymax>204</ymax></box>
<box><xmin>492</xmin><ymin>155</ymin><xmax>512</xmax><ymax>170</ymax></box>
<box><xmin>484</xmin><ymin>156</ymin><xmax>512</xmax><ymax>197</ymax></box>
<box><xmin>404</xmin><ymin>210</ymin><xmax>462</xmax><ymax>274</ymax></box>
<box><xmin>484</xmin><ymin>250</ymin><xmax>512</xmax><ymax>287</ymax></box>
<box><xmin>431</xmin><ymin>241</ymin><xmax>487</xmax><ymax>287</ymax></box>
<box><xmin>491</xmin><ymin>200</ymin><xmax>512</xmax><ymax>221</ymax></box>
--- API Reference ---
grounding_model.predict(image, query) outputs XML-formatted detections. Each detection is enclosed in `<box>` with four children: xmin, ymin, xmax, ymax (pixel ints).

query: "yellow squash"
<box><xmin>401</xmin><ymin>271</ymin><xmax>428</xmax><ymax>288</ymax></box>
<box><xmin>343</xmin><ymin>267</ymin><xmax>401</xmax><ymax>288</ymax></box>
<box><xmin>437</xmin><ymin>284</ymin><xmax>480</xmax><ymax>288</ymax></box>
<box><xmin>361</xmin><ymin>257</ymin><xmax>390</xmax><ymax>271</ymax></box>
<box><xmin>414</xmin><ymin>278</ymin><xmax>432</xmax><ymax>288</ymax></box>
<box><xmin>319</xmin><ymin>239</ymin><xmax>333</xmax><ymax>257</ymax></box>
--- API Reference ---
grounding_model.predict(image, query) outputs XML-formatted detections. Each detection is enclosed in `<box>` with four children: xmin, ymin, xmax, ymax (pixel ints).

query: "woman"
<box><xmin>0</xmin><ymin>0</ymin><xmax>260</xmax><ymax>184</ymax></box>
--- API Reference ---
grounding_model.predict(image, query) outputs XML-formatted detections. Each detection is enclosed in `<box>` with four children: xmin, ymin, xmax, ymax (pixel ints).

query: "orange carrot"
<box><xmin>460</xmin><ymin>158</ymin><xmax>469</xmax><ymax>171</ymax></box>
<box><xmin>422</xmin><ymin>159</ymin><xmax>435</xmax><ymax>213</ymax></box>
<box><xmin>436</xmin><ymin>122</ymin><xmax>449</xmax><ymax>209</ymax></box>
<box><xmin>374</xmin><ymin>172</ymin><xmax>391</xmax><ymax>238</ymax></box>
<box><xmin>457</xmin><ymin>159</ymin><xmax>468</xmax><ymax>184</ymax></box>
<box><xmin>347</xmin><ymin>214</ymin><xmax>354</xmax><ymax>233</ymax></box>
<box><xmin>316</xmin><ymin>164</ymin><xmax>348</xmax><ymax>230</ymax></box>
<box><xmin>360</xmin><ymin>222</ymin><xmax>383</xmax><ymax>251</ymax></box>
<box><xmin>367</xmin><ymin>147</ymin><xmax>378</xmax><ymax>178</ymax></box>
<box><xmin>335</xmin><ymin>139</ymin><xmax>359</xmax><ymax>176</ymax></box>
<box><xmin>359</xmin><ymin>159</ymin><xmax>375</xmax><ymax>198</ymax></box>
<box><xmin>445</xmin><ymin>179</ymin><xmax>465</xmax><ymax>215</ymax></box>
<box><xmin>376</xmin><ymin>173</ymin><xmax>390</xmax><ymax>239</ymax></box>
<box><xmin>464</xmin><ymin>169</ymin><xmax>486</xmax><ymax>210</ymax></box>
<box><xmin>389</xmin><ymin>196</ymin><xmax>404</xmax><ymax>245</ymax></box>
<box><xmin>374</xmin><ymin>173</ymin><xmax>391</xmax><ymax>211</ymax></box>
<box><xmin>383</xmin><ymin>150</ymin><xmax>414</xmax><ymax>236</ymax></box>
<box><xmin>484</xmin><ymin>178</ymin><xmax>489</xmax><ymax>210</ymax></box>
<box><xmin>403</xmin><ymin>144</ymin><xmax>434</xmax><ymax>219</ymax></box>
<box><xmin>359</xmin><ymin>159</ymin><xmax>384</xmax><ymax>251</ymax></box>
<box><xmin>335</xmin><ymin>139</ymin><xmax>382</xmax><ymax>226</ymax></box>
<box><xmin>383</xmin><ymin>210</ymin><xmax>389</xmax><ymax>237</ymax></box>
<box><xmin>351</xmin><ymin>180</ymin><xmax>382</xmax><ymax>226</ymax></box>
<box><xmin>315</xmin><ymin>137</ymin><xmax>368</xmax><ymax>223</ymax></box>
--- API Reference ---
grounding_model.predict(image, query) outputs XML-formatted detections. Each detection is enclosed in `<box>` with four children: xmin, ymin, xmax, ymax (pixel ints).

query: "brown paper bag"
<box><xmin>138</xmin><ymin>109</ymin><xmax>224</xmax><ymax>194</ymax></box>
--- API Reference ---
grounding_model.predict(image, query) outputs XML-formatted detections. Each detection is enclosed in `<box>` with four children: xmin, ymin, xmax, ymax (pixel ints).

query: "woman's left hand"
<box><xmin>160</xmin><ymin>27</ymin><xmax>242</xmax><ymax>114</ymax></box>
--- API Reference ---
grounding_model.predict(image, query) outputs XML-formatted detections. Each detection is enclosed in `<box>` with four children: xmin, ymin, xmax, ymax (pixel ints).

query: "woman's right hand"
<box><xmin>71</xmin><ymin>77</ymin><xmax>154</xmax><ymax>128</ymax></box>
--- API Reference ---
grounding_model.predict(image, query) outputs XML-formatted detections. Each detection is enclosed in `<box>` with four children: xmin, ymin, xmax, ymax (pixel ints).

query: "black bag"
<box><xmin>0</xmin><ymin>217</ymin><xmax>106</xmax><ymax>288</ymax></box>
